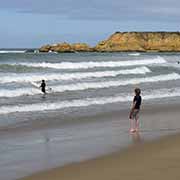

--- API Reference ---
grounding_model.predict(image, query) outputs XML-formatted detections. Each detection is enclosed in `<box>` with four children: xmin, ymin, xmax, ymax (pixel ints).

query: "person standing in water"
<box><xmin>129</xmin><ymin>88</ymin><xmax>142</xmax><ymax>133</ymax></box>
<box><xmin>40</xmin><ymin>80</ymin><xmax>46</xmax><ymax>94</ymax></box>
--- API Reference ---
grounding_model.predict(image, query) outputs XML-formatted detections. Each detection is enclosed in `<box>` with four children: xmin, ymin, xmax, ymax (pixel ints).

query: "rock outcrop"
<box><xmin>51</xmin><ymin>43</ymin><xmax>74</xmax><ymax>53</ymax></box>
<box><xmin>95</xmin><ymin>32</ymin><xmax>180</xmax><ymax>52</ymax></box>
<box><xmin>39</xmin><ymin>45</ymin><xmax>52</xmax><ymax>52</ymax></box>
<box><xmin>39</xmin><ymin>32</ymin><xmax>180</xmax><ymax>53</ymax></box>
<box><xmin>71</xmin><ymin>43</ymin><xmax>94</xmax><ymax>52</ymax></box>
<box><xmin>39</xmin><ymin>42</ymin><xmax>93</xmax><ymax>53</ymax></box>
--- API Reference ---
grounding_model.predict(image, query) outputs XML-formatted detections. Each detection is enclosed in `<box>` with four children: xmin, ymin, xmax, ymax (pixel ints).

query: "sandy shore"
<box><xmin>19</xmin><ymin>103</ymin><xmax>180</xmax><ymax>180</ymax></box>
<box><xmin>20</xmin><ymin>133</ymin><xmax>180</xmax><ymax>180</ymax></box>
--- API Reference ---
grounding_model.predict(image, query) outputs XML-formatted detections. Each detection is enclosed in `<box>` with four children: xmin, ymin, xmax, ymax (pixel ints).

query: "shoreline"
<box><xmin>20</xmin><ymin>133</ymin><xmax>180</xmax><ymax>180</ymax></box>
<box><xmin>14</xmin><ymin>102</ymin><xmax>180</xmax><ymax>180</ymax></box>
<box><xmin>1</xmin><ymin>100</ymin><xmax>180</xmax><ymax>135</ymax></box>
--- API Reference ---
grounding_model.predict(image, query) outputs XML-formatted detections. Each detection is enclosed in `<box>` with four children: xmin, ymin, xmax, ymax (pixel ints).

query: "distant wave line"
<box><xmin>0</xmin><ymin>66</ymin><xmax>151</xmax><ymax>83</ymax></box>
<box><xmin>0</xmin><ymin>50</ymin><xmax>26</xmax><ymax>54</ymax></box>
<box><xmin>9</xmin><ymin>56</ymin><xmax>166</xmax><ymax>69</ymax></box>
<box><xmin>128</xmin><ymin>53</ymin><xmax>141</xmax><ymax>56</ymax></box>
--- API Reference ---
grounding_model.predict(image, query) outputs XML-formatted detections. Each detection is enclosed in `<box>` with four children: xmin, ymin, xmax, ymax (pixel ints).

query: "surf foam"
<box><xmin>52</xmin><ymin>72</ymin><xmax>180</xmax><ymax>92</ymax></box>
<box><xmin>0</xmin><ymin>66</ymin><xmax>151</xmax><ymax>83</ymax></box>
<box><xmin>0</xmin><ymin>50</ymin><xmax>26</xmax><ymax>54</ymax></box>
<box><xmin>0</xmin><ymin>73</ymin><xmax>179</xmax><ymax>98</ymax></box>
<box><xmin>0</xmin><ymin>88</ymin><xmax>40</xmax><ymax>97</ymax></box>
<box><xmin>128</xmin><ymin>53</ymin><xmax>141</xmax><ymax>56</ymax></box>
<box><xmin>12</xmin><ymin>56</ymin><xmax>166</xmax><ymax>69</ymax></box>
<box><xmin>0</xmin><ymin>87</ymin><xmax>180</xmax><ymax>114</ymax></box>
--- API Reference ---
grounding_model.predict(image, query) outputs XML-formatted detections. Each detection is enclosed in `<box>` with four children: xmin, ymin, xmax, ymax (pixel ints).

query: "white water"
<box><xmin>51</xmin><ymin>73</ymin><xmax>180</xmax><ymax>92</ymax></box>
<box><xmin>128</xmin><ymin>53</ymin><xmax>141</xmax><ymax>56</ymax></box>
<box><xmin>0</xmin><ymin>66</ymin><xmax>151</xmax><ymax>83</ymax></box>
<box><xmin>0</xmin><ymin>50</ymin><xmax>26</xmax><ymax>54</ymax></box>
<box><xmin>12</xmin><ymin>56</ymin><xmax>166</xmax><ymax>69</ymax></box>
<box><xmin>0</xmin><ymin>87</ymin><xmax>180</xmax><ymax>114</ymax></box>
<box><xmin>0</xmin><ymin>88</ymin><xmax>40</xmax><ymax>97</ymax></box>
<box><xmin>0</xmin><ymin>73</ymin><xmax>179</xmax><ymax>98</ymax></box>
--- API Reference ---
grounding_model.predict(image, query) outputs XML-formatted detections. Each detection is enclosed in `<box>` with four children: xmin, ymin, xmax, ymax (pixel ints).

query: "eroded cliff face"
<box><xmin>39</xmin><ymin>32</ymin><xmax>180</xmax><ymax>53</ymax></box>
<box><xmin>95</xmin><ymin>32</ymin><xmax>180</xmax><ymax>52</ymax></box>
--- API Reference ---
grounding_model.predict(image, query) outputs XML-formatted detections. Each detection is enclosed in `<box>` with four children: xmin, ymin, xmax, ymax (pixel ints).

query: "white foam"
<box><xmin>128</xmin><ymin>53</ymin><xmax>141</xmax><ymax>56</ymax></box>
<box><xmin>0</xmin><ymin>73</ymin><xmax>179</xmax><ymax>98</ymax></box>
<box><xmin>13</xmin><ymin>56</ymin><xmax>166</xmax><ymax>69</ymax></box>
<box><xmin>0</xmin><ymin>87</ymin><xmax>180</xmax><ymax>114</ymax></box>
<box><xmin>0</xmin><ymin>66</ymin><xmax>151</xmax><ymax>83</ymax></box>
<box><xmin>0</xmin><ymin>50</ymin><xmax>25</xmax><ymax>54</ymax></box>
<box><xmin>0</xmin><ymin>88</ymin><xmax>40</xmax><ymax>97</ymax></box>
<box><xmin>52</xmin><ymin>73</ymin><xmax>180</xmax><ymax>92</ymax></box>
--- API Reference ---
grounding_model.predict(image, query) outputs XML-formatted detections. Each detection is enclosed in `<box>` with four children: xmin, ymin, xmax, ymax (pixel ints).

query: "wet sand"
<box><xmin>18</xmin><ymin>103</ymin><xmax>180</xmax><ymax>180</ymax></box>
<box><xmin>20</xmin><ymin>133</ymin><xmax>180</xmax><ymax>180</ymax></box>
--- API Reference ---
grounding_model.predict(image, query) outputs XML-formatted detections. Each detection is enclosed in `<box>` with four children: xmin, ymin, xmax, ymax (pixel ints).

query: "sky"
<box><xmin>1</xmin><ymin>0</ymin><xmax>180</xmax><ymax>48</ymax></box>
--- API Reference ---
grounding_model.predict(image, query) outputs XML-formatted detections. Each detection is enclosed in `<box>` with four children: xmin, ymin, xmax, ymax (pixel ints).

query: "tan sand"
<box><xmin>20</xmin><ymin>132</ymin><xmax>180</xmax><ymax>180</ymax></box>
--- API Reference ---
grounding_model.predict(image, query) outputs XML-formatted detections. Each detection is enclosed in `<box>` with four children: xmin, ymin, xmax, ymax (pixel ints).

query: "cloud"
<box><xmin>1</xmin><ymin>0</ymin><xmax>180</xmax><ymax>48</ymax></box>
<box><xmin>1</xmin><ymin>0</ymin><xmax>180</xmax><ymax>22</ymax></box>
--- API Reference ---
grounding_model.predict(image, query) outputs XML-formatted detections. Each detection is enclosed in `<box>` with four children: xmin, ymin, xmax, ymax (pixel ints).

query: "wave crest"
<box><xmin>0</xmin><ymin>87</ymin><xmax>180</xmax><ymax>114</ymax></box>
<box><xmin>12</xmin><ymin>56</ymin><xmax>166</xmax><ymax>69</ymax></box>
<box><xmin>0</xmin><ymin>73</ymin><xmax>178</xmax><ymax>98</ymax></box>
<box><xmin>0</xmin><ymin>66</ymin><xmax>151</xmax><ymax>83</ymax></box>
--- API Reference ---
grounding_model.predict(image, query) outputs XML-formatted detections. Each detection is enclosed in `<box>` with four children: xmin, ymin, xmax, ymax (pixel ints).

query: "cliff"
<box><xmin>95</xmin><ymin>32</ymin><xmax>180</xmax><ymax>52</ymax></box>
<box><xmin>39</xmin><ymin>32</ymin><xmax>180</xmax><ymax>53</ymax></box>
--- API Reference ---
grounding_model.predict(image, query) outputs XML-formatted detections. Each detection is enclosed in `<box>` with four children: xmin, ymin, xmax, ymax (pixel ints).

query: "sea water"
<box><xmin>0</xmin><ymin>51</ymin><xmax>180</xmax><ymax>126</ymax></box>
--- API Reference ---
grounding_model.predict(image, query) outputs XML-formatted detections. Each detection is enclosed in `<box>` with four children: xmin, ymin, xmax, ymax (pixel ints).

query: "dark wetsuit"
<box><xmin>40</xmin><ymin>82</ymin><xmax>46</xmax><ymax>94</ymax></box>
<box><xmin>133</xmin><ymin>95</ymin><xmax>142</xmax><ymax>110</ymax></box>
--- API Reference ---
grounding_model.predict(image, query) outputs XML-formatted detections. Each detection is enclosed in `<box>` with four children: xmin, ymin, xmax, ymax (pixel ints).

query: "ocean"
<box><xmin>0</xmin><ymin>51</ymin><xmax>180</xmax><ymax>127</ymax></box>
<box><xmin>1</xmin><ymin>51</ymin><xmax>180</xmax><ymax>180</ymax></box>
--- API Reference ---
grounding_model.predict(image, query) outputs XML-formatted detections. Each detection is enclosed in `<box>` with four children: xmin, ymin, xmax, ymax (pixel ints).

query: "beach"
<box><xmin>1</xmin><ymin>0</ymin><xmax>180</xmax><ymax>179</ymax></box>
<box><xmin>19</xmin><ymin>102</ymin><xmax>180</xmax><ymax>180</ymax></box>
<box><xmin>0</xmin><ymin>52</ymin><xmax>180</xmax><ymax>179</ymax></box>
<box><xmin>0</xmin><ymin>102</ymin><xmax>179</xmax><ymax>180</ymax></box>
<box><xmin>20</xmin><ymin>136</ymin><xmax>180</xmax><ymax>180</ymax></box>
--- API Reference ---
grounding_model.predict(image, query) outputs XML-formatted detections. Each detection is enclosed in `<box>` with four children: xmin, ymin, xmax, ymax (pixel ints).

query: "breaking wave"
<box><xmin>0</xmin><ymin>66</ymin><xmax>151</xmax><ymax>83</ymax></box>
<box><xmin>0</xmin><ymin>50</ymin><xmax>26</xmax><ymax>54</ymax></box>
<box><xmin>0</xmin><ymin>73</ymin><xmax>179</xmax><ymax>97</ymax></box>
<box><xmin>11</xmin><ymin>56</ymin><xmax>166</xmax><ymax>69</ymax></box>
<box><xmin>0</xmin><ymin>87</ymin><xmax>180</xmax><ymax>114</ymax></box>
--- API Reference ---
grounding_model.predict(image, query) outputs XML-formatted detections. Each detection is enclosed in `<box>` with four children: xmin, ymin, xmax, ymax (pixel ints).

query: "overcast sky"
<box><xmin>1</xmin><ymin>0</ymin><xmax>180</xmax><ymax>48</ymax></box>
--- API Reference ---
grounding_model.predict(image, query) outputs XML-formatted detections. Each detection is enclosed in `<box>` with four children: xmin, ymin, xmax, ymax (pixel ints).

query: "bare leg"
<box><xmin>135</xmin><ymin>117</ymin><xmax>139</xmax><ymax>131</ymax></box>
<box><xmin>130</xmin><ymin>118</ymin><xmax>134</xmax><ymax>131</ymax></box>
<box><xmin>130</xmin><ymin>118</ymin><xmax>136</xmax><ymax>133</ymax></box>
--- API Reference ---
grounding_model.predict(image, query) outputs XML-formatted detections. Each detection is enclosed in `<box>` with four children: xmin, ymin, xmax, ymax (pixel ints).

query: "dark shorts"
<box><xmin>41</xmin><ymin>88</ymin><xmax>46</xmax><ymax>93</ymax></box>
<box><xmin>132</xmin><ymin>109</ymin><xmax>140</xmax><ymax>119</ymax></box>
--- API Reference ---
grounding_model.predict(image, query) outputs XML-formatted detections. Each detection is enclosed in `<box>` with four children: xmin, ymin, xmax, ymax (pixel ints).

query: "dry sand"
<box><xmin>20</xmin><ymin>131</ymin><xmax>180</xmax><ymax>180</ymax></box>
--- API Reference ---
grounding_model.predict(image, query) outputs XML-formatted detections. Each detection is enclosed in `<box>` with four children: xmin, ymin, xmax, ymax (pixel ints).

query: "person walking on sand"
<box><xmin>129</xmin><ymin>88</ymin><xmax>142</xmax><ymax>133</ymax></box>
<box><xmin>40</xmin><ymin>80</ymin><xmax>46</xmax><ymax>94</ymax></box>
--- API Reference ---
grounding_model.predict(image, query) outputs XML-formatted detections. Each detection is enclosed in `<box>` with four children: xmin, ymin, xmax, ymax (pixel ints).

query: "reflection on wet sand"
<box><xmin>131</xmin><ymin>131</ymin><xmax>142</xmax><ymax>144</ymax></box>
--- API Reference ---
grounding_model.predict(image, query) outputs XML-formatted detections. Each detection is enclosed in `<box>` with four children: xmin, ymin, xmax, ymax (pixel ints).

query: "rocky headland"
<box><xmin>39</xmin><ymin>32</ymin><xmax>180</xmax><ymax>53</ymax></box>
